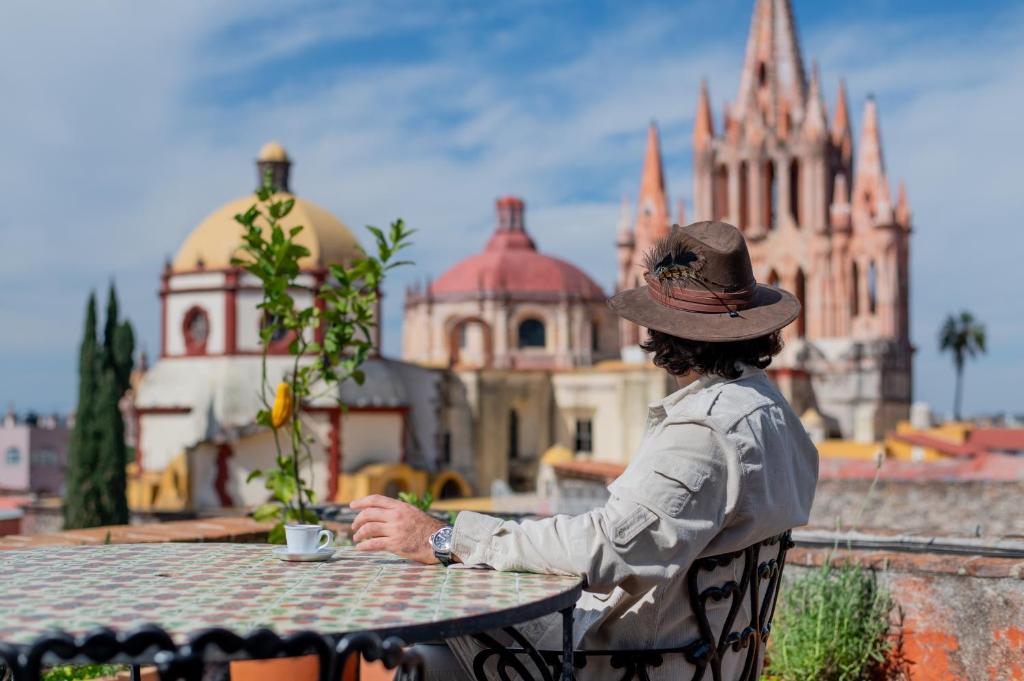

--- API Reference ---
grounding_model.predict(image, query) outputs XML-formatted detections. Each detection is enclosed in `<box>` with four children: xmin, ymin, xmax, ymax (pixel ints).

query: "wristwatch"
<box><xmin>429</xmin><ymin>525</ymin><xmax>455</xmax><ymax>566</ymax></box>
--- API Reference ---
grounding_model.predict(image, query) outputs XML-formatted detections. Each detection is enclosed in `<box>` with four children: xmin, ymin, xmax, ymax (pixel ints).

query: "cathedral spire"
<box><xmin>830</xmin><ymin>172</ymin><xmax>851</xmax><ymax>232</ymax></box>
<box><xmin>636</xmin><ymin>121</ymin><xmax>670</xmax><ymax>241</ymax></box>
<box><xmin>734</xmin><ymin>0</ymin><xmax>808</xmax><ymax>126</ymax></box>
<box><xmin>852</xmin><ymin>96</ymin><xmax>893</xmax><ymax>222</ymax></box>
<box><xmin>693</xmin><ymin>80</ymin><xmax>715</xmax><ymax>150</ymax></box>
<box><xmin>831</xmin><ymin>79</ymin><xmax>853</xmax><ymax>163</ymax></box>
<box><xmin>895</xmin><ymin>180</ymin><xmax>911</xmax><ymax>227</ymax></box>
<box><xmin>616</xmin><ymin>196</ymin><xmax>633</xmax><ymax>241</ymax></box>
<box><xmin>802</xmin><ymin>62</ymin><xmax>828</xmax><ymax>140</ymax></box>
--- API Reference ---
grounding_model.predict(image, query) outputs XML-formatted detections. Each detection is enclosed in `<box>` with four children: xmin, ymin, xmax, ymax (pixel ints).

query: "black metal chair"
<box><xmin>0</xmin><ymin>626</ymin><xmax>423</xmax><ymax>681</ymax></box>
<box><xmin>471</xmin><ymin>530</ymin><xmax>795</xmax><ymax>681</ymax></box>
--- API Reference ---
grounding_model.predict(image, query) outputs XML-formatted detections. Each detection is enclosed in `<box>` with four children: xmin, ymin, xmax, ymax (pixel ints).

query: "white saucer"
<box><xmin>272</xmin><ymin>546</ymin><xmax>337</xmax><ymax>562</ymax></box>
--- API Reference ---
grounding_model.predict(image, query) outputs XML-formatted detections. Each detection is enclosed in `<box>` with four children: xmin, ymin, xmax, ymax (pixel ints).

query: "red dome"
<box><xmin>429</xmin><ymin>197</ymin><xmax>605</xmax><ymax>300</ymax></box>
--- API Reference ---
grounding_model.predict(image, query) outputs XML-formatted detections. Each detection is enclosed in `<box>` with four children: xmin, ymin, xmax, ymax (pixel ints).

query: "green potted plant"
<box><xmin>234</xmin><ymin>172</ymin><xmax>413</xmax><ymax>542</ymax></box>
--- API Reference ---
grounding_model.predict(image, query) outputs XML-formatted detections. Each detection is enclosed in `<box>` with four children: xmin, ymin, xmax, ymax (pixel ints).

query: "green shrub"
<box><xmin>765</xmin><ymin>561</ymin><xmax>893</xmax><ymax>681</ymax></box>
<box><xmin>42</xmin><ymin>665</ymin><xmax>123</xmax><ymax>681</ymax></box>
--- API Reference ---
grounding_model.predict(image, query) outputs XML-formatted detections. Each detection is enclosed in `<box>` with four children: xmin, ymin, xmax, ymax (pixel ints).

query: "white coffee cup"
<box><xmin>284</xmin><ymin>523</ymin><xmax>335</xmax><ymax>554</ymax></box>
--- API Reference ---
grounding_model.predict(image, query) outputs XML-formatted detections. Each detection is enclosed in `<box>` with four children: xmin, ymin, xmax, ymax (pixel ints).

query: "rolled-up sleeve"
<box><xmin>450</xmin><ymin>422</ymin><xmax>734</xmax><ymax>593</ymax></box>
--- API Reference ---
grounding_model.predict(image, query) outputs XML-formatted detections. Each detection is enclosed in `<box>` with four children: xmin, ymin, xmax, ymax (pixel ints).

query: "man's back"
<box><xmin>449</xmin><ymin>366</ymin><xmax>818</xmax><ymax>680</ymax></box>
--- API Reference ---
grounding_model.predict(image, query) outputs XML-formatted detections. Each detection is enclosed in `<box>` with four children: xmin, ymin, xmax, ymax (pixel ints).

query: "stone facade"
<box><xmin>0</xmin><ymin>411</ymin><xmax>68</xmax><ymax>495</ymax></box>
<box><xmin>404</xmin><ymin>197</ymin><xmax>673</xmax><ymax>493</ymax></box>
<box><xmin>615</xmin><ymin>0</ymin><xmax>914</xmax><ymax>441</ymax></box>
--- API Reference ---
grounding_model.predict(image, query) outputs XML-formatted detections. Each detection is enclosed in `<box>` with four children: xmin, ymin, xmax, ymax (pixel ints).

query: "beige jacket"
<box><xmin>449</xmin><ymin>365</ymin><xmax>819</xmax><ymax>679</ymax></box>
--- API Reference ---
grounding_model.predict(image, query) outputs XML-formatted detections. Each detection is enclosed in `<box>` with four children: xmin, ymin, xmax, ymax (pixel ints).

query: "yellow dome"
<box><xmin>172</xmin><ymin>192</ymin><xmax>361</xmax><ymax>273</ymax></box>
<box><xmin>258</xmin><ymin>141</ymin><xmax>289</xmax><ymax>162</ymax></box>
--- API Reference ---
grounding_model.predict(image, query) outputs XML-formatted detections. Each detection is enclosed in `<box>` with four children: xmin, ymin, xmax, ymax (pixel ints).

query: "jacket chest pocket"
<box><xmin>652</xmin><ymin>464</ymin><xmax>709</xmax><ymax>517</ymax></box>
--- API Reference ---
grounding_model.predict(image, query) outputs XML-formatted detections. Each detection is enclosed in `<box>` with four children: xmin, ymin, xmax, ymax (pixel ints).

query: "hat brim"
<box><xmin>607</xmin><ymin>283</ymin><xmax>801</xmax><ymax>342</ymax></box>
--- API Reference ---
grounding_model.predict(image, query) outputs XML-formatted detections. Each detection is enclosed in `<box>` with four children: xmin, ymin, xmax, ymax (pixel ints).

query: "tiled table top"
<box><xmin>0</xmin><ymin>543</ymin><xmax>581</xmax><ymax>647</ymax></box>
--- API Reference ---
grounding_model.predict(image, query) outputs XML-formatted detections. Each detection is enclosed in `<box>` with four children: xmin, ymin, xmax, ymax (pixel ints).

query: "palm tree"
<box><xmin>938</xmin><ymin>311</ymin><xmax>986</xmax><ymax>421</ymax></box>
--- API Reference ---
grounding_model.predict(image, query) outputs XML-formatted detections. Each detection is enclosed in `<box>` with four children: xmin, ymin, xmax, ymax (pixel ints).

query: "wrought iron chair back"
<box><xmin>0</xmin><ymin>627</ymin><xmax>423</xmax><ymax>681</ymax></box>
<box><xmin>471</xmin><ymin>530</ymin><xmax>795</xmax><ymax>681</ymax></box>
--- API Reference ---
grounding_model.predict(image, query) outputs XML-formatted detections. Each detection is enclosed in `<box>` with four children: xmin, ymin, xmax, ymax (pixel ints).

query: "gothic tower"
<box><xmin>616</xmin><ymin>122</ymin><xmax>673</xmax><ymax>348</ymax></box>
<box><xmin>666</xmin><ymin>0</ymin><xmax>911</xmax><ymax>440</ymax></box>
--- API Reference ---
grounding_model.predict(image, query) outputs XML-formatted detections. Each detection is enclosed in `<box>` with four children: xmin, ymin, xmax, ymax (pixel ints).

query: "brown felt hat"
<box><xmin>608</xmin><ymin>221</ymin><xmax>800</xmax><ymax>342</ymax></box>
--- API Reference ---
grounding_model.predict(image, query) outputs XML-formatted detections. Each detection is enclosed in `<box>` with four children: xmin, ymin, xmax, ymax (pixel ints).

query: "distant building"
<box><xmin>617</xmin><ymin>0</ymin><xmax>914</xmax><ymax>442</ymax></box>
<box><xmin>404</xmin><ymin>198</ymin><xmax>672</xmax><ymax>492</ymax></box>
<box><xmin>0</xmin><ymin>409</ymin><xmax>69</xmax><ymax>495</ymax></box>
<box><xmin>129</xmin><ymin>143</ymin><xmax>472</xmax><ymax>512</ymax></box>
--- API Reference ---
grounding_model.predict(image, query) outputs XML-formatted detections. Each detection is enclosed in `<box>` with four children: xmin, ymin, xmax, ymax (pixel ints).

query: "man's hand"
<box><xmin>350</xmin><ymin>495</ymin><xmax>447</xmax><ymax>564</ymax></box>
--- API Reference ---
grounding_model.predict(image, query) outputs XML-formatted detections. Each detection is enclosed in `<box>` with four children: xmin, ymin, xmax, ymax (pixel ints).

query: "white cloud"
<box><xmin>0</xmin><ymin>1</ymin><xmax>1021</xmax><ymax>417</ymax></box>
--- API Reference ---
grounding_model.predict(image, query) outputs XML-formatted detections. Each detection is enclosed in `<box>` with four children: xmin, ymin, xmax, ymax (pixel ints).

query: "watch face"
<box><xmin>431</xmin><ymin>526</ymin><xmax>454</xmax><ymax>552</ymax></box>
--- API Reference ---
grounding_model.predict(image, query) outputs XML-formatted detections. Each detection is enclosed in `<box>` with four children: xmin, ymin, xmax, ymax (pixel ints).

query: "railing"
<box><xmin>0</xmin><ymin>629</ymin><xmax>422</xmax><ymax>681</ymax></box>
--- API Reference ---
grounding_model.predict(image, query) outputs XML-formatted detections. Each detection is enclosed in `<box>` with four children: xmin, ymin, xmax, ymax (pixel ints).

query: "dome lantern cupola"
<box><xmin>172</xmin><ymin>143</ymin><xmax>359</xmax><ymax>274</ymax></box>
<box><xmin>256</xmin><ymin>141</ymin><xmax>292</xmax><ymax>192</ymax></box>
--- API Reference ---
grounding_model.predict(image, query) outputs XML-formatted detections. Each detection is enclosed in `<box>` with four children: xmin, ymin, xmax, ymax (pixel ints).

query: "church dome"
<box><xmin>171</xmin><ymin>143</ymin><xmax>360</xmax><ymax>274</ymax></box>
<box><xmin>430</xmin><ymin>197</ymin><xmax>605</xmax><ymax>300</ymax></box>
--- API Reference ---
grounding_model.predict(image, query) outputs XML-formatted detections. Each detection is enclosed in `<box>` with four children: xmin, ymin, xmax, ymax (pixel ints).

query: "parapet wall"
<box><xmin>808</xmin><ymin>479</ymin><xmax>1024</xmax><ymax>536</ymax></box>
<box><xmin>786</xmin><ymin>534</ymin><xmax>1024</xmax><ymax>681</ymax></box>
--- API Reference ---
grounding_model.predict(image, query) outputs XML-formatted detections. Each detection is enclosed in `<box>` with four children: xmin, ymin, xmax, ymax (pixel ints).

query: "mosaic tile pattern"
<box><xmin>0</xmin><ymin>544</ymin><xmax>580</xmax><ymax>646</ymax></box>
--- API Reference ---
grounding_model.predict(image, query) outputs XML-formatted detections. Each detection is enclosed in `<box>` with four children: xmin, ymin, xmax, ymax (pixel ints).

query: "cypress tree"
<box><xmin>104</xmin><ymin>284</ymin><xmax>135</xmax><ymax>395</ymax></box>
<box><xmin>95</xmin><ymin>365</ymin><xmax>129</xmax><ymax>525</ymax></box>
<box><xmin>65</xmin><ymin>285</ymin><xmax>135</xmax><ymax>529</ymax></box>
<box><xmin>65</xmin><ymin>293</ymin><xmax>101</xmax><ymax>529</ymax></box>
<box><xmin>94</xmin><ymin>283</ymin><xmax>133</xmax><ymax>525</ymax></box>
<box><xmin>113</xmin><ymin>320</ymin><xmax>135</xmax><ymax>398</ymax></box>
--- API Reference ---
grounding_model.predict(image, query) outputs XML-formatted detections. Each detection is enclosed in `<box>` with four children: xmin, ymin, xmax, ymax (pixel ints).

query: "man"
<box><xmin>351</xmin><ymin>221</ymin><xmax>819</xmax><ymax>680</ymax></box>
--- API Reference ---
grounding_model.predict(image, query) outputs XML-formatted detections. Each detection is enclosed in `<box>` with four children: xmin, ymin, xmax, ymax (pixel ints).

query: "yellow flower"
<box><xmin>271</xmin><ymin>382</ymin><xmax>293</xmax><ymax>428</ymax></box>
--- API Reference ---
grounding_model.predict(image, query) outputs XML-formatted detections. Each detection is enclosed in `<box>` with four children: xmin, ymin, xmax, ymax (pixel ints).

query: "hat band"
<box><xmin>644</xmin><ymin>273</ymin><xmax>757</xmax><ymax>314</ymax></box>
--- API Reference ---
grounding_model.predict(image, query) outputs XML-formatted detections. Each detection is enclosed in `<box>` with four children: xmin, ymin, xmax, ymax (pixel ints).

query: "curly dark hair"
<box><xmin>639</xmin><ymin>329</ymin><xmax>784</xmax><ymax>379</ymax></box>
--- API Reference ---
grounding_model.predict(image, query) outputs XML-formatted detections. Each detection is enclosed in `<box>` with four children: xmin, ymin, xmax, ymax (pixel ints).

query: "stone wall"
<box><xmin>808</xmin><ymin>479</ymin><xmax>1024</xmax><ymax>536</ymax></box>
<box><xmin>784</xmin><ymin>543</ymin><xmax>1024</xmax><ymax>681</ymax></box>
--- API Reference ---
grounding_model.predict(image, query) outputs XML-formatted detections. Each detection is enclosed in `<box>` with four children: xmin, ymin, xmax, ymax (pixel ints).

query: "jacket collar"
<box><xmin>647</xmin><ymin>363</ymin><xmax>764</xmax><ymax>424</ymax></box>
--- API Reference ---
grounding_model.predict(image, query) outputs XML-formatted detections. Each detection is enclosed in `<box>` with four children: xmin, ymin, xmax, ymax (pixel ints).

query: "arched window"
<box><xmin>767</xmin><ymin>269</ymin><xmax>780</xmax><ymax>288</ymax></box>
<box><xmin>517</xmin><ymin>318</ymin><xmax>546</xmax><ymax>348</ymax></box>
<box><xmin>183</xmin><ymin>306</ymin><xmax>210</xmax><ymax>355</ymax></box>
<box><xmin>764</xmin><ymin>160</ymin><xmax>776</xmax><ymax>229</ymax></box>
<box><xmin>739</xmin><ymin>161</ymin><xmax>750</xmax><ymax>230</ymax></box>
<box><xmin>590</xmin><ymin>320</ymin><xmax>600</xmax><ymax>352</ymax></box>
<box><xmin>713</xmin><ymin>164</ymin><xmax>729</xmax><ymax>221</ymax></box>
<box><xmin>789</xmin><ymin>158</ymin><xmax>801</xmax><ymax>226</ymax></box>
<box><xmin>260</xmin><ymin>312</ymin><xmax>294</xmax><ymax>353</ymax></box>
<box><xmin>795</xmin><ymin>268</ymin><xmax>807</xmax><ymax>337</ymax></box>
<box><xmin>758</xmin><ymin>62</ymin><xmax>768</xmax><ymax>87</ymax></box>
<box><xmin>508</xmin><ymin>410</ymin><xmax>519</xmax><ymax>460</ymax></box>
<box><xmin>851</xmin><ymin>262</ymin><xmax>860</xmax><ymax>317</ymax></box>
<box><xmin>438</xmin><ymin>478</ymin><xmax>463</xmax><ymax>500</ymax></box>
<box><xmin>449</xmin><ymin>318</ymin><xmax>493</xmax><ymax>368</ymax></box>
<box><xmin>868</xmin><ymin>262</ymin><xmax>878</xmax><ymax>314</ymax></box>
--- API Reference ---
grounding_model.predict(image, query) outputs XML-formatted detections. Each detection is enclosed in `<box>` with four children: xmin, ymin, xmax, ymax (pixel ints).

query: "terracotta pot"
<box><xmin>230</xmin><ymin>654</ymin><xmax>359</xmax><ymax>681</ymax></box>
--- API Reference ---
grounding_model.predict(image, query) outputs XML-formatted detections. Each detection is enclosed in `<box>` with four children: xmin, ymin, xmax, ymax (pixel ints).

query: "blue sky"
<box><xmin>1</xmin><ymin>0</ymin><xmax>1022</xmax><ymax>418</ymax></box>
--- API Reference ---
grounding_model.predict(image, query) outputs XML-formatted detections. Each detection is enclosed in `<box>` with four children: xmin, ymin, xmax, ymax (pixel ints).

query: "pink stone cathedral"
<box><xmin>616</xmin><ymin>0</ymin><xmax>913</xmax><ymax>441</ymax></box>
<box><xmin>403</xmin><ymin>0</ymin><xmax>914</xmax><ymax>487</ymax></box>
